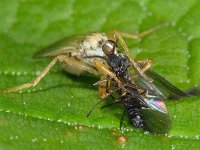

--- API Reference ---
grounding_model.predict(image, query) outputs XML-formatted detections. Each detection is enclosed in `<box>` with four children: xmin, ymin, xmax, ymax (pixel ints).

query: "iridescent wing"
<box><xmin>141</xmin><ymin>106</ymin><xmax>171</xmax><ymax>134</ymax></box>
<box><xmin>141</xmin><ymin>94</ymin><xmax>171</xmax><ymax>134</ymax></box>
<box><xmin>130</xmin><ymin>68</ymin><xmax>167</xmax><ymax>99</ymax></box>
<box><xmin>145</xmin><ymin>69</ymin><xmax>190</xmax><ymax>99</ymax></box>
<box><xmin>130</xmin><ymin>64</ymin><xmax>192</xmax><ymax>100</ymax></box>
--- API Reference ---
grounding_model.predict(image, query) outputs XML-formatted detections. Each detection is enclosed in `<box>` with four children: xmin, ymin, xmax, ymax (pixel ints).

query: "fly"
<box><xmin>1</xmin><ymin>24</ymin><xmax>196</xmax><ymax>133</ymax></box>
<box><xmin>0</xmin><ymin>25</ymin><xmax>163</xmax><ymax>94</ymax></box>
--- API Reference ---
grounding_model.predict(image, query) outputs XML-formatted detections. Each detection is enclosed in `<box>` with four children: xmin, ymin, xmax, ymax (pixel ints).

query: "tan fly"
<box><xmin>0</xmin><ymin>25</ymin><xmax>164</xmax><ymax>94</ymax></box>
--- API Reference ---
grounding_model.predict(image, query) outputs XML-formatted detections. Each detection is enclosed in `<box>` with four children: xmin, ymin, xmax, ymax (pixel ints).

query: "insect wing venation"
<box><xmin>145</xmin><ymin>69</ymin><xmax>190</xmax><ymax>99</ymax></box>
<box><xmin>144</xmin><ymin>95</ymin><xmax>167</xmax><ymax>114</ymax></box>
<box><xmin>141</xmin><ymin>106</ymin><xmax>171</xmax><ymax>134</ymax></box>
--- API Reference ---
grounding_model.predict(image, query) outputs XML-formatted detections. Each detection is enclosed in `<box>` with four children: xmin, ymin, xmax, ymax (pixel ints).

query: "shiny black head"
<box><xmin>102</xmin><ymin>40</ymin><xmax>117</xmax><ymax>56</ymax></box>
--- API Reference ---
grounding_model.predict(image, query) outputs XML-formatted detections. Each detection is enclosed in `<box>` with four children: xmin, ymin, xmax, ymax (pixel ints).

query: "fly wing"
<box><xmin>130</xmin><ymin>68</ymin><xmax>167</xmax><ymax>99</ymax></box>
<box><xmin>140</xmin><ymin>94</ymin><xmax>171</xmax><ymax>134</ymax></box>
<box><xmin>141</xmin><ymin>107</ymin><xmax>171</xmax><ymax>134</ymax></box>
<box><xmin>129</xmin><ymin>63</ymin><xmax>192</xmax><ymax>100</ymax></box>
<box><xmin>145</xmin><ymin>69</ymin><xmax>191</xmax><ymax>99</ymax></box>
<box><xmin>34</xmin><ymin>35</ymin><xmax>84</xmax><ymax>58</ymax></box>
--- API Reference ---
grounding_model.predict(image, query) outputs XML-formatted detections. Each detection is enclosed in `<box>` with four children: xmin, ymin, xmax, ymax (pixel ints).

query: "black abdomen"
<box><xmin>121</xmin><ymin>94</ymin><xmax>145</xmax><ymax>129</ymax></box>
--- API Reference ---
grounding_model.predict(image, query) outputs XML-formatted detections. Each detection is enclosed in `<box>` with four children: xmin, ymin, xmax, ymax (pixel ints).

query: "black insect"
<box><xmin>87</xmin><ymin>40</ymin><xmax>199</xmax><ymax>134</ymax></box>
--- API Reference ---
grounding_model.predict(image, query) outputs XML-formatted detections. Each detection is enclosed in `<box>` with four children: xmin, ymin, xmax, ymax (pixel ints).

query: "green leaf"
<box><xmin>0</xmin><ymin>0</ymin><xmax>200</xmax><ymax>149</ymax></box>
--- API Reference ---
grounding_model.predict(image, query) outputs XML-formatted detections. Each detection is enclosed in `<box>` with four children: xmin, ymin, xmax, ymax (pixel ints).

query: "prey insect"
<box><xmin>87</xmin><ymin>40</ymin><xmax>199</xmax><ymax>134</ymax></box>
<box><xmin>1</xmin><ymin>23</ymin><xmax>199</xmax><ymax>134</ymax></box>
<box><xmin>0</xmin><ymin>25</ymin><xmax>163</xmax><ymax>94</ymax></box>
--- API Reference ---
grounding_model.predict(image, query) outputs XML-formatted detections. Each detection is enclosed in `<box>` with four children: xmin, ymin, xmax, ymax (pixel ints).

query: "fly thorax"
<box><xmin>79</xmin><ymin>34</ymin><xmax>109</xmax><ymax>66</ymax></box>
<box><xmin>108</xmin><ymin>54</ymin><xmax>121</xmax><ymax>73</ymax></box>
<box><xmin>108</xmin><ymin>54</ymin><xmax>131</xmax><ymax>80</ymax></box>
<box><xmin>80</xmin><ymin>33</ymin><xmax>108</xmax><ymax>56</ymax></box>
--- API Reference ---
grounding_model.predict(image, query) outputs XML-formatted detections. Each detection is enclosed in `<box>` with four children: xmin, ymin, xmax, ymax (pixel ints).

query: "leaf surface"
<box><xmin>0</xmin><ymin>0</ymin><xmax>200</xmax><ymax>149</ymax></box>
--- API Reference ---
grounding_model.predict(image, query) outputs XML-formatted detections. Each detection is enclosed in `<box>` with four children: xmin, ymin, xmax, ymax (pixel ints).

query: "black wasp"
<box><xmin>87</xmin><ymin>40</ymin><xmax>199</xmax><ymax>134</ymax></box>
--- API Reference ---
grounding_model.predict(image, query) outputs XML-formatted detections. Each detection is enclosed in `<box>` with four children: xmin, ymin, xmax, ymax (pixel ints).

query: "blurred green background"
<box><xmin>0</xmin><ymin>0</ymin><xmax>200</xmax><ymax>149</ymax></box>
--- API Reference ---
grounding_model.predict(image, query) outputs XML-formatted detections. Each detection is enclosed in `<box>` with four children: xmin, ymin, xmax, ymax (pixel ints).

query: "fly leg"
<box><xmin>61</xmin><ymin>56</ymin><xmax>100</xmax><ymax>76</ymax></box>
<box><xmin>95</xmin><ymin>77</ymin><xmax>121</xmax><ymax>100</ymax></box>
<box><xmin>109</xmin><ymin>24</ymin><xmax>165</xmax><ymax>41</ymax></box>
<box><xmin>109</xmin><ymin>27</ymin><xmax>160</xmax><ymax>79</ymax></box>
<box><xmin>100</xmin><ymin>100</ymin><xmax>120</xmax><ymax>109</ymax></box>
<box><xmin>93</xmin><ymin>59</ymin><xmax>126</xmax><ymax>95</ymax></box>
<box><xmin>136</xmin><ymin>59</ymin><xmax>152</xmax><ymax>74</ymax></box>
<box><xmin>87</xmin><ymin>100</ymin><xmax>104</xmax><ymax>118</ymax></box>
<box><xmin>87</xmin><ymin>85</ymin><xmax>120</xmax><ymax>117</ymax></box>
<box><xmin>120</xmin><ymin>110</ymin><xmax>126</xmax><ymax>130</ymax></box>
<box><xmin>95</xmin><ymin>75</ymin><xmax>119</xmax><ymax>99</ymax></box>
<box><xmin>108</xmin><ymin>24</ymin><xmax>165</xmax><ymax>75</ymax></box>
<box><xmin>0</xmin><ymin>55</ymin><xmax>98</xmax><ymax>94</ymax></box>
<box><xmin>94</xmin><ymin>75</ymin><xmax>111</xmax><ymax>99</ymax></box>
<box><xmin>109</xmin><ymin>30</ymin><xmax>148</xmax><ymax>79</ymax></box>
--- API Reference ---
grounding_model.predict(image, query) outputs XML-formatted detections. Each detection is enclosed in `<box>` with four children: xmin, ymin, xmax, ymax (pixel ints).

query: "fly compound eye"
<box><xmin>102</xmin><ymin>40</ymin><xmax>116</xmax><ymax>55</ymax></box>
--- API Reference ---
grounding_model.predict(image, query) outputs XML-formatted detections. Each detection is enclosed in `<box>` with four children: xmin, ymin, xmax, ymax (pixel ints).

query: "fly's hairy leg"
<box><xmin>98</xmin><ymin>85</ymin><xmax>120</xmax><ymax>100</ymax></box>
<box><xmin>95</xmin><ymin>75</ymin><xmax>118</xmax><ymax>99</ymax></box>
<box><xmin>87</xmin><ymin>100</ymin><xmax>103</xmax><ymax>118</ymax></box>
<box><xmin>87</xmin><ymin>78</ymin><xmax>120</xmax><ymax>117</ymax></box>
<box><xmin>109</xmin><ymin>24</ymin><xmax>166</xmax><ymax>40</ymax></box>
<box><xmin>96</xmin><ymin>75</ymin><xmax>111</xmax><ymax>99</ymax></box>
<box><xmin>93</xmin><ymin>59</ymin><xmax>126</xmax><ymax>95</ymax></box>
<box><xmin>0</xmin><ymin>56</ymin><xmax>60</xmax><ymax>94</ymax></box>
<box><xmin>109</xmin><ymin>26</ymin><xmax>161</xmax><ymax>79</ymax></box>
<box><xmin>95</xmin><ymin>76</ymin><xmax>122</xmax><ymax>100</ymax></box>
<box><xmin>100</xmin><ymin>101</ymin><xmax>120</xmax><ymax>109</ymax></box>
<box><xmin>120</xmin><ymin>110</ymin><xmax>126</xmax><ymax>130</ymax></box>
<box><xmin>0</xmin><ymin>55</ymin><xmax>97</xmax><ymax>94</ymax></box>
<box><xmin>109</xmin><ymin>30</ymin><xmax>146</xmax><ymax>78</ymax></box>
<box><xmin>136</xmin><ymin>59</ymin><xmax>152</xmax><ymax>74</ymax></box>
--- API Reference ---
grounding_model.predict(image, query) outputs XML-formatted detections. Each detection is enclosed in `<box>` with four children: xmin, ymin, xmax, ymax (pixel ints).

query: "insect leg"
<box><xmin>95</xmin><ymin>75</ymin><xmax>111</xmax><ymax>99</ymax></box>
<box><xmin>87</xmin><ymin>83</ymin><xmax>119</xmax><ymax>117</ymax></box>
<box><xmin>109</xmin><ymin>24</ymin><xmax>166</xmax><ymax>41</ymax></box>
<box><xmin>136</xmin><ymin>59</ymin><xmax>152</xmax><ymax>74</ymax></box>
<box><xmin>109</xmin><ymin>30</ymin><xmax>148</xmax><ymax>79</ymax></box>
<box><xmin>0</xmin><ymin>56</ymin><xmax>60</xmax><ymax>94</ymax></box>
<box><xmin>93</xmin><ymin>78</ymin><xmax>109</xmax><ymax>86</ymax></box>
<box><xmin>61</xmin><ymin>56</ymin><xmax>100</xmax><ymax>76</ymax></box>
<box><xmin>96</xmin><ymin>78</ymin><xmax>120</xmax><ymax>100</ymax></box>
<box><xmin>94</xmin><ymin>75</ymin><xmax>113</xmax><ymax>87</ymax></box>
<box><xmin>93</xmin><ymin>59</ymin><xmax>126</xmax><ymax>95</ymax></box>
<box><xmin>87</xmin><ymin>100</ymin><xmax>103</xmax><ymax>117</ymax></box>
<box><xmin>120</xmin><ymin>110</ymin><xmax>126</xmax><ymax>130</ymax></box>
<box><xmin>0</xmin><ymin>55</ymin><xmax>96</xmax><ymax>94</ymax></box>
<box><xmin>101</xmin><ymin>101</ymin><xmax>120</xmax><ymax>109</ymax></box>
<box><xmin>96</xmin><ymin>75</ymin><xmax>119</xmax><ymax>100</ymax></box>
<box><xmin>108</xmin><ymin>24</ymin><xmax>166</xmax><ymax>75</ymax></box>
<box><xmin>99</xmin><ymin>85</ymin><xmax>121</xmax><ymax>100</ymax></box>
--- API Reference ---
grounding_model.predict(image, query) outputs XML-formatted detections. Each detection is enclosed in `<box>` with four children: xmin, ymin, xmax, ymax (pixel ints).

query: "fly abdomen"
<box><xmin>122</xmin><ymin>95</ymin><xmax>145</xmax><ymax>129</ymax></box>
<box><xmin>127</xmin><ymin>107</ymin><xmax>145</xmax><ymax>128</ymax></box>
<box><xmin>131</xmin><ymin>115</ymin><xmax>144</xmax><ymax>128</ymax></box>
